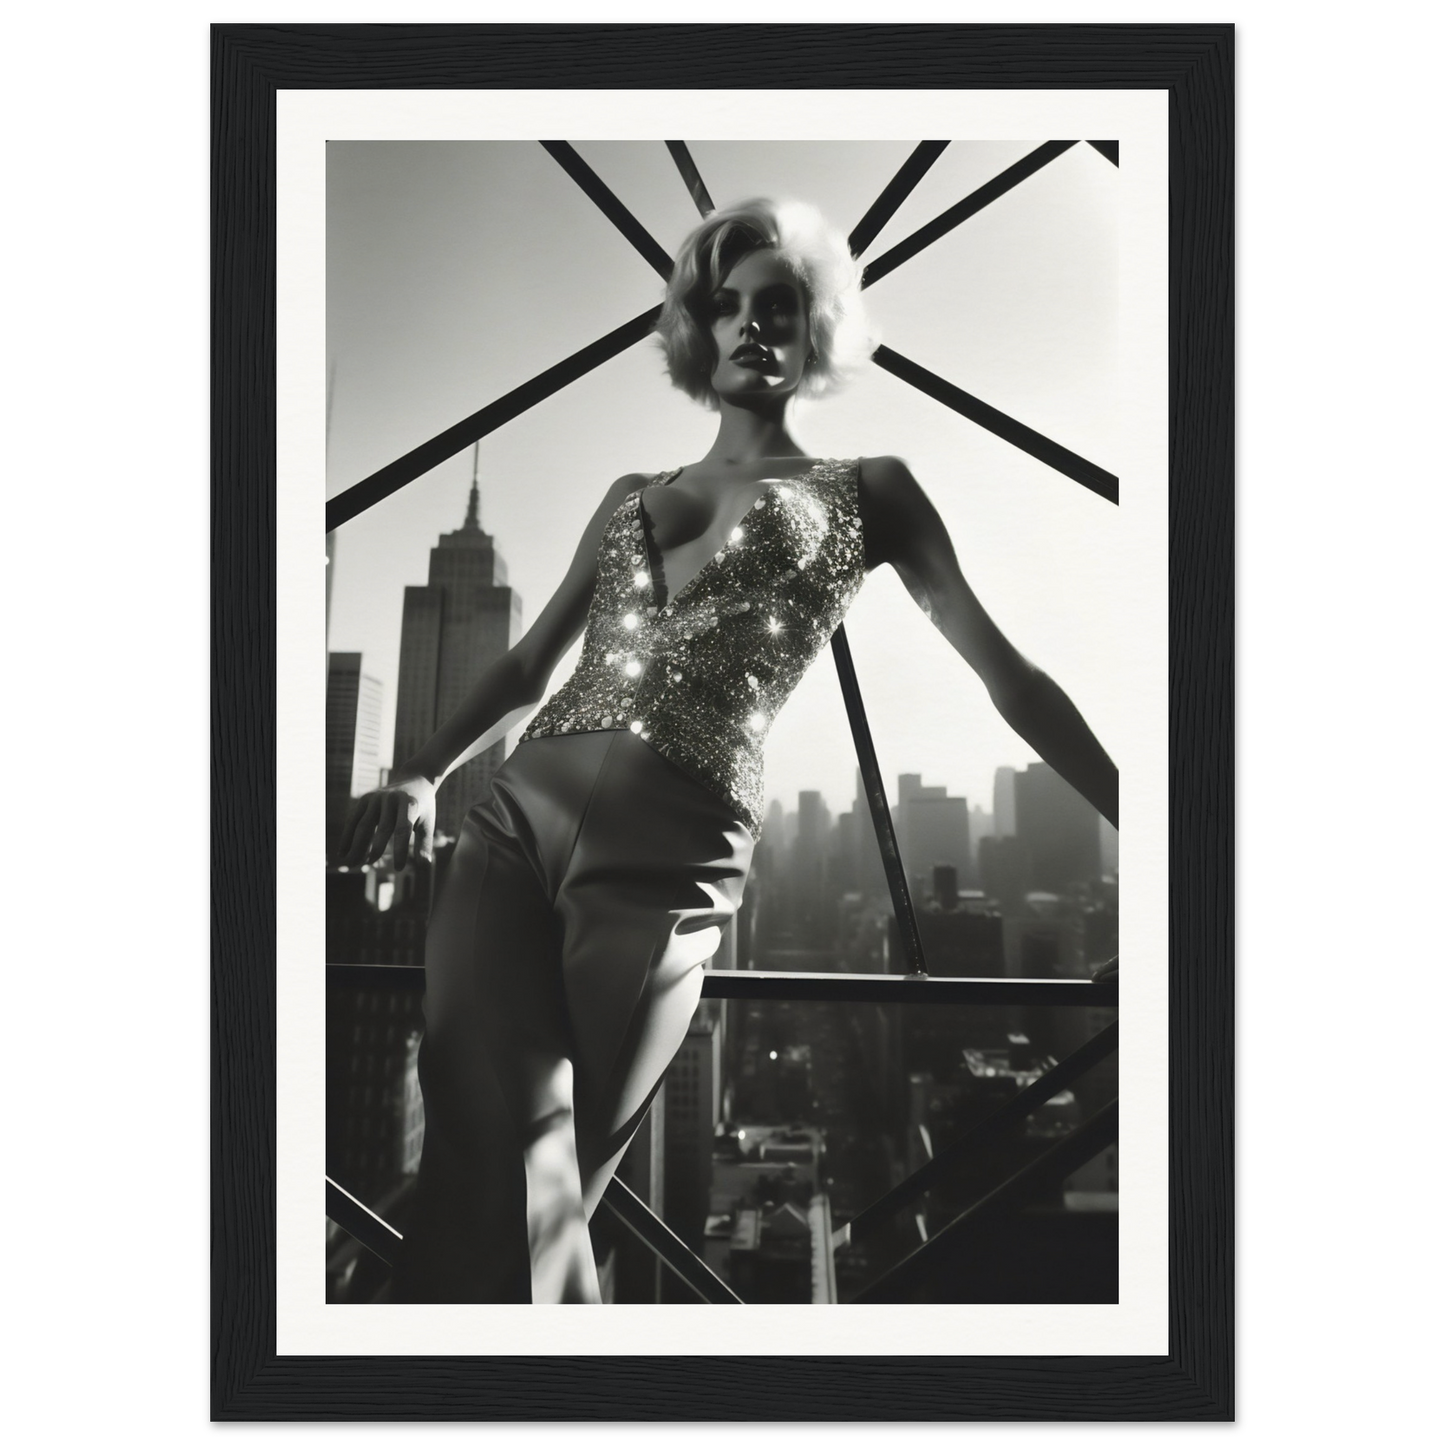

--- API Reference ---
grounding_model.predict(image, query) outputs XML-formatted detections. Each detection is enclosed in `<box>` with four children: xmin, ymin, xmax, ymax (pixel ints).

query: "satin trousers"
<box><xmin>390</xmin><ymin>730</ymin><xmax>754</xmax><ymax>1303</ymax></box>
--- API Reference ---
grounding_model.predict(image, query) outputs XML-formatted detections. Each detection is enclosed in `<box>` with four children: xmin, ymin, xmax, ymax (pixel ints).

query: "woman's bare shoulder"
<box><xmin>602</xmin><ymin>471</ymin><xmax>654</xmax><ymax>502</ymax></box>
<box><xmin>581</xmin><ymin>471</ymin><xmax>653</xmax><ymax>520</ymax></box>
<box><xmin>858</xmin><ymin>455</ymin><xmax>926</xmax><ymax>514</ymax></box>
<box><xmin>856</xmin><ymin>457</ymin><xmax>944</xmax><ymax>568</ymax></box>
<box><xmin>858</xmin><ymin>454</ymin><xmax>917</xmax><ymax>487</ymax></box>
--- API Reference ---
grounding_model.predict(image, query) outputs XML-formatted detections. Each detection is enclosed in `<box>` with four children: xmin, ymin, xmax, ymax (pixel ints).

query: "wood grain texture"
<box><xmin>213</xmin><ymin>22</ymin><xmax>1232</xmax><ymax>1421</ymax></box>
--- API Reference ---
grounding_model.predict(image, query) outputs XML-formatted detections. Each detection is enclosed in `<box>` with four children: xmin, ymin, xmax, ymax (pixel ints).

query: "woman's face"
<box><xmin>706</xmin><ymin>248</ymin><xmax>812</xmax><ymax>405</ymax></box>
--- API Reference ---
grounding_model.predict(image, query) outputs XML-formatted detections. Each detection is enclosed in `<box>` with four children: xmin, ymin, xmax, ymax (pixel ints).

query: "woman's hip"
<box><xmin>478</xmin><ymin>730</ymin><xmax>755</xmax><ymax>903</ymax></box>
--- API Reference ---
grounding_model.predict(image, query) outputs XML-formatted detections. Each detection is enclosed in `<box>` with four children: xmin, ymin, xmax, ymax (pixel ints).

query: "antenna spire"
<box><xmin>464</xmin><ymin>443</ymin><xmax>481</xmax><ymax>531</ymax></box>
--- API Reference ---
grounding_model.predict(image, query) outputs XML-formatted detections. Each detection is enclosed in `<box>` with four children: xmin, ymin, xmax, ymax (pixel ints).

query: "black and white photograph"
<box><xmin>316</xmin><ymin>127</ymin><xmax>1143</xmax><ymax>1318</ymax></box>
<box><xmin>203</xmin><ymin>16</ymin><xmax>1242</xmax><ymax>1427</ymax></box>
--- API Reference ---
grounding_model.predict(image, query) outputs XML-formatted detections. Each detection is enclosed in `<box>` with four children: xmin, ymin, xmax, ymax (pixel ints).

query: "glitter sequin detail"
<box><xmin>518</xmin><ymin>459</ymin><xmax>866</xmax><ymax>839</ymax></box>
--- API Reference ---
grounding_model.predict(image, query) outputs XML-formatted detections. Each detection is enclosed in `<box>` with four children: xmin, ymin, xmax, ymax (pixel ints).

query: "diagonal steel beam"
<box><xmin>831</xmin><ymin>626</ymin><xmax>927</xmax><ymax>977</ymax></box>
<box><xmin>862</xmin><ymin>140</ymin><xmax>1079</xmax><ymax>289</ymax></box>
<box><xmin>836</xmin><ymin>1022</ymin><xmax>1119</xmax><ymax>1248</ymax></box>
<box><xmin>602</xmin><ymin>1177</ymin><xmax>743</xmax><ymax>1303</ymax></box>
<box><xmin>871</xmin><ymin>343</ymin><xmax>1119</xmax><ymax>504</ymax></box>
<box><xmin>325</xmin><ymin>306</ymin><xmax>660</xmax><ymax>531</ymax></box>
<box><xmin>540</xmin><ymin>141</ymin><xmax>675</xmax><ymax>280</ymax></box>
<box><xmin>848</xmin><ymin>141</ymin><xmax>951</xmax><ymax>257</ymax></box>
<box><xmin>849</xmin><ymin>1098</ymin><xmax>1119</xmax><ymax>1303</ymax></box>
<box><xmin>665</xmin><ymin>140</ymin><xmax>715</xmax><ymax>217</ymax></box>
<box><xmin>325</xmin><ymin>1175</ymin><xmax>402</xmax><ymax>1268</ymax></box>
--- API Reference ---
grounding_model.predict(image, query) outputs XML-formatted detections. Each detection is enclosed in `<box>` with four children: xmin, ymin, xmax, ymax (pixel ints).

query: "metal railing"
<box><xmin>326</xmin><ymin>961</ymin><xmax>1117</xmax><ymax>1304</ymax></box>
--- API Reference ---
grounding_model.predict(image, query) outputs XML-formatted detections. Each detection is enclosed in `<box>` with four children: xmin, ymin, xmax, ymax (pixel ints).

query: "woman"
<box><xmin>339</xmin><ymin>198</ymin><xmax>1118</xmax><ymax>1303</ymax></box>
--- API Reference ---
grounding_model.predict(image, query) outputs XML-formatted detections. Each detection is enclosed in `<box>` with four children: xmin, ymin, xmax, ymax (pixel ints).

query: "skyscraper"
<box><xmin>326</xmin><ymin>651</ymin><xmax>383</xmax><ymax>851</ymax></box>
<box><xmin>897</xmin><ymin>774</ymin><xmax>972</xmax><ymax>888</ymax></box>
<box><xmin>993</xmin><ymin>766</ymin><xmax>1018</xmax><ymax>837</ymax></box>
<box><xmin>1014</xmin><ymin>761</ymin><xmax>1102</xmax><ymax>891</ymax></box>
<box><xmin>662</xmin><ymin>1013</ymin><xmax>721</xmax><ymax>1297</ymax></box>
<box><xmin>793</xmin><ymin>790</ymin><xmax>832</xmax><ymax>943</ymax></box>
<box><xmin>969</xmin><ymin>803</ymin><xmax>994</xmax><ymax>869</ymax></box>
<box><xmin>393</xmin><ymin>461</ymin><xmax>523</xmax><ymax>842</ymax></box>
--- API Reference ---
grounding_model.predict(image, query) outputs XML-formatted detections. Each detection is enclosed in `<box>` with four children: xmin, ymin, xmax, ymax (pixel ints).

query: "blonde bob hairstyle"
<box><xmin>656</xmin><ymin>198</ymin><xmax>876</xmax><ymax>409</ymax></box>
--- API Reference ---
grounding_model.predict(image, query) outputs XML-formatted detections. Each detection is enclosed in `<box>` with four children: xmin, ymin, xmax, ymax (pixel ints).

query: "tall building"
<box><xmin>979</xmin><ymin>834</ymin><xmax>1033</xmax><ymax>912</ymax></box>
<box><xmin>662</xmin><ymin>1013</ymin><xmax>722</xmax><ymax>1296</ymax></box>
<box><xmin>993</xmin><ymin>766</ymin><xmax>1018</xmax><ymax>837</ymax></box>
<box><xmin>793</xmin><ymin>790</ymin><xmax>832</xmax><ymax>943</ymax></box>
<box><xmin>1014</xmin><ymin>762</ymin><xmax>1102</xmax><ymax>890</ymax></box>
<box><xmin>969</xmin><ymin>804</ymin><xmax>994</xmax><ymax>869</ymax></box>
<box><xmin>325</xmin><ymin>984</ymin><xmax>426</xmax><ymax>1196</ymax></box>
<box><xmin>393</xmin><ymin>464</ymin><xmax>523</xmax><ymax>842</ymax></box>
<box><xmin>897</xmin><ymin>774</ymin><xmax>972</xmax><ymax>888</ymax></box>
<box><xmin>847</xmin><ymin>769</ymin><xmax>888</xmax><ymax>898</ymax></box>
<box><xmin>326</xmin><ymin>652</ymin><xmax>383</xmax><ymax>853</ymax></box>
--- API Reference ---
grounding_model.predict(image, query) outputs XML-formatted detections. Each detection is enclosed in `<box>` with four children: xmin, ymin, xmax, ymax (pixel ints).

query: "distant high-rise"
<box><xmin>969</xmin><ymin>805</ymin><xmax>994</xmax><ymax>870</ymax></box>
<box><xmin>393</xmin><ymin>461</ymin><xmax>523</xmax><ymax>841</ymax></box>
<box><xmin>1014</xmin><ymin>762</ymin><xmax>1102</xmax><ymax>890</ymax></box>
<box><xmin>326</xmin><ymin>652</ymin><xmax>383</xmax><ymax>851</ymax></box>
<box><xmin>897</xmin><ymin>774</ymin><xmax>972</xmax><ymax>888</ymax></box>
<box><xmin>793</xmin><ymin>790</ymin><xmax>832</xmax><ymax>942</ymax></box>
<box><xmin>993</xmin><ymin>767</ymin><xmax>1018</xmax><ymax>837</ymax></box>
<box><xmin>325</xmin><ymin>984</ymin><xmax>425</xmax><ymax>1196</ymax></box>
<box><xmin>979</xmin><ymin>834</ymin><xmax>1032</xmax><ymax>912</ymax></box>
<box><xmin>662</xmin><ymin>1013</ymin><xmax>721</xmax><ymax>1295</ymax></box>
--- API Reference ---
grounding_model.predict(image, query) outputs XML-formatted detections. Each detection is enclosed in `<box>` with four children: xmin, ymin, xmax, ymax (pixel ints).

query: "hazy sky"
<box><xmin>326</xmin><ymin>139</ymin><xmax>1121</xmax><ymax>818</ymax></box>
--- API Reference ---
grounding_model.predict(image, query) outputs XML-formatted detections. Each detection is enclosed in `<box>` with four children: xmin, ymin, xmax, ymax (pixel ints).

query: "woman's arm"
<box><xmin>858</xmin><ymin>454</ymin><xmax>1118</xmax><ymax>829</ymax></box>
<box><xmin>337</xmin><ymin>472</ymin><xmax>649</xmax><ymax>867</ymax></box>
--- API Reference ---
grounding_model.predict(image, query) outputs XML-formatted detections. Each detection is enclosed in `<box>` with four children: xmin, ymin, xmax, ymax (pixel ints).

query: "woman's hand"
<box><xmin>336</xmin><ymin>774</ymin><xmax>437</xmax><ymax>870</ymax></box>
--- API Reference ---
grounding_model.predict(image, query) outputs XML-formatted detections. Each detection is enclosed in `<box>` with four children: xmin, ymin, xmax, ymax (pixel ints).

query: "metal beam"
<box><xmin>849</xmin><ymin>1099</ymin><xmax>1119</xmax><ymax>1303</ymax></box>
<box><xmin>601</xmin><ymin>1177</ymin><xmax>743</xmax><ymax>1304</ymax></box>
<box><xmin>325</xmin><ymin>306</ymin><xmax>660</xmax><ymax>531</ymax></box>
<box><xmin>871</xmin><ymin>344</ymin><xmax>1119</xmax><ymax>504</ymax></box>
<box><xmin>862</xmin><ymin>140</ymin><xmax>1079</xmax><ymax>289</ymax></box>
<box><xmin>836</xmin><ymin>1022</ymin><xmax>1119</xmax><ymax>1248</ymax></box>
<box><xmin>701</xmin><ymin>970</ymin><xmax>1117</xmax><ymax>1007</ymax></box>
<box><xmin>541</xmin><ymin>141</ymin><xmax>675</xmax><ymax>280</ymax></box>
<box><xmin>848</xmin><ymin>141</ymin><xmax>950</xmax><ymax>257</ymax></box>
<box><xmin>325</xmin><ymin>964</ymin><xmax>1119</xmax><ymax>1008</ymax></box>
<box><xmin>665</xmin><ymin>140</ymin><xmax>715</xmax><ymax>216</ymax></box>
<box><xmin>325</xmin><ymin>1175</ymin><xmax>402</xmax><ymax>1268</ymax></box>
<box><xmin>831</xmin><ymin>625</ymin><xmax>928</xmax><ymax>976</ymax></box>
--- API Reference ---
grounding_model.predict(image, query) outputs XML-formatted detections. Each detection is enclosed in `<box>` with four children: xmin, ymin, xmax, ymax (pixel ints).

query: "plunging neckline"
<box><xmin>636</xmin><ymin>459</ymin><xmax>831</xmax><ymax>607</ymax></box>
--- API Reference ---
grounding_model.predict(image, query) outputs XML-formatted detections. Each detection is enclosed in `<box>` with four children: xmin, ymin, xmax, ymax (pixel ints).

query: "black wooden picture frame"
<box><xmin>212</xmin><ymin>22</ymin><xmax>1232</xmax><ymax>1421</ymax></box>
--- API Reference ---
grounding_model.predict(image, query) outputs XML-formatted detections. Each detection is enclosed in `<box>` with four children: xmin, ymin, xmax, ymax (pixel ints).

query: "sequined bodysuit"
<box><xmin>519</xmin><ymin>458</ymin><xmax>866</xmax><ymax>838</ymax></box>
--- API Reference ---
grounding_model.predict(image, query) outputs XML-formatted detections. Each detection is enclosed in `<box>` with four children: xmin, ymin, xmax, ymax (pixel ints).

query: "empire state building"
<box><xmin>393</xmin><ymin>463</ymin><xmax>523</xmax><ymax>842</ymax></box>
